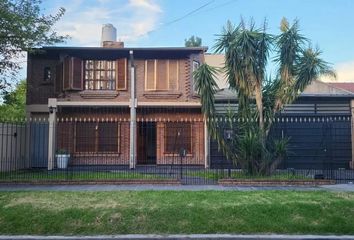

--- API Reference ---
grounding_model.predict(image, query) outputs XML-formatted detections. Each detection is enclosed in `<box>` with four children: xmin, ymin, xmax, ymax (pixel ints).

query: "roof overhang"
<box><xmin>55</xmin><ymin>100</ymin><xmax>201</xmax><ymax>108</ymax></box>
<box><xmin>214</xmin><ymin>89</ymin><xmax>354</xmax><ymax>103</ymax></box>
<box><xmin>29</xmin><ymin>46</ymin><xmax>208</xmax><ymax>59</ymax></box>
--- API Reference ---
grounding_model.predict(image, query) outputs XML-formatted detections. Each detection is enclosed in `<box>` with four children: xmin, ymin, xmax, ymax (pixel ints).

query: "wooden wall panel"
<box><xmin>72</xmin><ymin>57</ymin><xmax>83</xmax><ymax>90</ymax></box>
<box><xmin>169</xmin><ymin>60</ymin><xmax>178</xmax><ymax>91</ymax></box>
<box><xmin>117</xmin><ymin>59</ymin><xmax>127</xmax><ymax>90</ymax></box>
<box><xmin>156</xmin><ymin>60</ymin><xmax>168</xmax><ymax>90</ymax></box>
<box><xmin>145</xmin><ymin>60</ymin><xmax>155</xmax><ymax>90</ymax></box>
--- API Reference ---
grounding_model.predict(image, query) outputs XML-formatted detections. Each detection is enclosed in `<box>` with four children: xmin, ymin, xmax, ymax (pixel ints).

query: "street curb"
<box><xmin>219</xmin><ymin>179</ymin><xmax>335</xmax><ymax>186</ymax></box>
<box><xmin>0</xmin><ymin>179</ymin><xmax>181</xmax><ymax>185</ymax></box>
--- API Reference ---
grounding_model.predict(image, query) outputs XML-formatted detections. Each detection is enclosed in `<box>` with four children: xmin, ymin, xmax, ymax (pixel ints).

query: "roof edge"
<box><xmin>30</xmin><ymin>46</ymin><xmax>208</xmax><ymax>52</ymax></box>
<box><xmin>311</xmin><ymin>80</ymin><xmax>354</xmax><ymax>94</ymax></box>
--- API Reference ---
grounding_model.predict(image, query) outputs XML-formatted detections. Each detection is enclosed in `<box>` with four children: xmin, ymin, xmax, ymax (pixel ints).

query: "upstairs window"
<box><xmin>145</xmin><ymin>59</ymin><xmax>179</xmax><ymax>91</ymax></box>
<box><xmin>84</xmin><ymin>59</ymin><xmax>126</xmax><ymax>90</ymax></box>
<box><xmin>85</xmin><ymin>60</ymin><xmax>115</xmax><ymax>90</ymax></box>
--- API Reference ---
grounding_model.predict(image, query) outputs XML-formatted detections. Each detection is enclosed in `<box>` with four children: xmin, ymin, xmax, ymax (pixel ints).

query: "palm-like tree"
<box><xmin>194</xmin><ymin>18</ymin><xmax>335</xmax><ymax>173</ymax></box>
<box><xmin>214</xmin><ymin>20</ymin><xmax>272</xmax><ymax>132</ymax></box>
<box><xmin>273</xmin><ymin>18</ymin><xmax>335</xmax><ymax>113</ymax></box>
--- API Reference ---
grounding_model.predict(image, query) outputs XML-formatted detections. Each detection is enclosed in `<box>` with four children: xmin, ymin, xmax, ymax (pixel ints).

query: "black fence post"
<box><xmin>180</xmin><ymin>154</ymin><xmax>182</xmax><ymax>180</ymax></box>
<box><xmin>329</xmin><ymin>118</ymin><xmax>334</xmax><ymax>180</ymax></box>
<box><xmin>179</xmin><ymin>148</ymin><xmax>186</xmax><ymax>181</ymax></box>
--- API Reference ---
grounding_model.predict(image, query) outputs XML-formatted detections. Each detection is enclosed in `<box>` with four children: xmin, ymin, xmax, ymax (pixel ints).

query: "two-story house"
<box><xmin>26</xmin><ymin>25</ymin><xmax>208</xmax><ymax>170</ymax></box>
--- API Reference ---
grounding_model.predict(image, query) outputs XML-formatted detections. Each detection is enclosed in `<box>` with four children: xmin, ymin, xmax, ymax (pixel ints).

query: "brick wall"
<box><xmin>27</xmin><ymin>57</ymin><xmax>59</xmax><ymax>105</ymax></box>
<box><xmin>156</xmin><ymin>120</ymin><xmax>204</xmax><ymax>165</ymax></box>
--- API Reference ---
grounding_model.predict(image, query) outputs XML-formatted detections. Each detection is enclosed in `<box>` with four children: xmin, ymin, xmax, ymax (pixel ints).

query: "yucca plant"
<box><xmin>194</xmin><ymin>18</ymin><xmax>335</xmax><ymax>175</ymax></box>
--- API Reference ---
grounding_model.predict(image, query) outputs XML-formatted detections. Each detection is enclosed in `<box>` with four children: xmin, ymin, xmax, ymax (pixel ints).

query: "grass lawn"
<box><xmin>0</xmin><ymin>191</ymin><xmax>353</xmax><ymax>235</ymax></box>
<box><xmin>187</xmin><ymin>170</ymin><xmax>312</xmax><ymax>181</ymax></box>
<box><xmin>0</xmin><ymin>170</ymin><xmax>169</xmax><ymax>181</ymax></box>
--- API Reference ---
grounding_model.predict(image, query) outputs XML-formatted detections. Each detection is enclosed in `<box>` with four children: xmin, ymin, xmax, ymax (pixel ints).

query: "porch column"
<box><xmin>47</xmin><ymin>98</ymin><xmax>57</xmax><ymax>170</ymax></box>
<box><xmin>351</xmin><ymin>100</ymin><xmax>354</xmax><ymax>169</ymax></box>
<box><xmin>204</xmin><ymin>118</ymin><xmax>210</xmax><ymax>168</ymax></box>
<box><xmin>129</xmin><ymin>50</ymin><xmax>137</xmax><ymax>169</ymax></box>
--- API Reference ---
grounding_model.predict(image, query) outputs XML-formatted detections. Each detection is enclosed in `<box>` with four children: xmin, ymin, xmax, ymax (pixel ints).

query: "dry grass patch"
<box><xmin>5</xmin><ymin>193</ymin><xmax>132</xmax><ymax>210</ymax></box>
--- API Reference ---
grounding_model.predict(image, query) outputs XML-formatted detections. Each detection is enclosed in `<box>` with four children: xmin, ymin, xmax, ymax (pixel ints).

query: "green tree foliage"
<box><xmin>0</xmin><ymin>80</ymin><xmax>26</xmax><ymax>120</ymax></box>
<box><xmin>194</xmin><ymin>18</ymin><xmax>335</xmax><ymax>175</ymax></box>
<box><xmin>184</xmin><ymin>36</ymin><xmax>202</xmax><ymax>47</ymax></box>
<box><xmin>0</xmin><ymin>0</ymin><xmax>67</xmax><ymax>94</ymax></box>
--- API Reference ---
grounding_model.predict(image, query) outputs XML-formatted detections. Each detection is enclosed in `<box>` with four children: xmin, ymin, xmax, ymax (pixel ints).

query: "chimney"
<box><xmin>101</xmin><ymin>23</ymin><xmax>124</xmax><ymax>48</ymax></box>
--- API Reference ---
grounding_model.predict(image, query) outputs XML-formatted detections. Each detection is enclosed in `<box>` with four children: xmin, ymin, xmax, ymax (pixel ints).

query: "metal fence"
<box><xmin>0</xmin><ymin>115</ymin><xmax>353</xmax><ymax>184</ymax></box>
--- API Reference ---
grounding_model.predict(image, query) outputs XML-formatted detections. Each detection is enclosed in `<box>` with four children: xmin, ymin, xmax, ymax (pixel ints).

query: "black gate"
<box><xmin>209</xmin><ymin>115</ymin><xmax>354</xmax><ymax>183</ymax></box>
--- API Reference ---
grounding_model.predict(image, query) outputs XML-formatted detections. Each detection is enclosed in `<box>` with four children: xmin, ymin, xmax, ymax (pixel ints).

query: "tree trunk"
<box><xmin>274</xmin><ymin>98</ymin><xmax>282</xmax><ymax>113</ymax></box>
<box><xmin>269</xmin><ymin>156</ymin><xmax>283</xmax><ymax>175</ymax></box>
<box><xmin>254</xmin><ymin>85</ymin><xmax>264</xmax><ymax>134</ymax></box>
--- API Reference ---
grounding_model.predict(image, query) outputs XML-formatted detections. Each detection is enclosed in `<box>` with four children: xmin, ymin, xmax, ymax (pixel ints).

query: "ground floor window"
<box><xmin>165</xmin><ymin>122</ymin><xmax>192</xmax><ymax>154</ymax></box>
<box><xmin>75</xmin><ymin>122</ymin><xmax>120</xmax><ymax>153</ymax></box>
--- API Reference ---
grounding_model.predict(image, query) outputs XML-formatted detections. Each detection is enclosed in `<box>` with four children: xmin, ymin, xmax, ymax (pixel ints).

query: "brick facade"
<box><xmin>27</xmin><ymin>57</ymin><xmax>58</xmax><ymax>105</ymax></box>
<box><xmin>27</xmin><ymin>47</ymin><xmax>206</xmax><ymax>167</ymax></box>
<box><xmin>27</xmin><ymin>49</ymin><xmax>204</xmax><ymax>105</ymax></box>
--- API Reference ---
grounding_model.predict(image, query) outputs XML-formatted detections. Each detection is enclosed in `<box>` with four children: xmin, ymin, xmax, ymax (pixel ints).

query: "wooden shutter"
<box><xmin>76</xmin><ymin>122</ymin><xmax>96</xmax><ymax>153</ymax></box>
<box><xmin>117</xmin><ymin>59</ymin><xmax>127</xmax><ymax>90</ymax></box>
<box><xmin>63</xmin><ymin>57</ymin><xmax>70</xmax><ymax>90</ymax></box>
<box><xmin>55</xmin><ymin>63</ymin><xmax>63</xmax><ymax>94</ymax></box>
<box><xmin>63</xmin><ymin>56</ymin><xmax>83</xmax><ymax>91</ymax></box>
<box><xmin>165</xmin><ymin>122</ymin><xmax>175</xmax><ymax>153</ymax></box>
<box><xmin>98</xmin><ymin>122</ymin><xmax>119</xmax><ymax>152</ymax></box>
<box><xmin>72</xmin><ymin>57</ymin><xmax>83</xmax><ymax>90</ymax></box>
<box><xmin>180</xmin><ymin>123</ymin><xmax>192</xmax><ymax>154</ymax></box>
<box><xmin>156</xmin><ymin>60</ymin><xmax>168</xmax><ymax>90</ymax></box>
<box><xmin>145</xmin><ymin>60</ymin><xmax>155</xmax><ymax>90</ymax></box>
<box><xmin>169</xmin><ymin>60</ymin><xmax>178</xmax><ymax>91</ymax></box>
<box><xmin>165</xmin><ymin>122</ymin><xmax>191</xmax><ymax>153</ymax></box>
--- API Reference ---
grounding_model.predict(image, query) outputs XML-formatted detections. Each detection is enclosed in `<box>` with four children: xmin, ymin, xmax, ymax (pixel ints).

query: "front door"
<box><xmin>137</xmin><ymin>122</ymin><xmax>157</xmax><ymax>164</ymax></box>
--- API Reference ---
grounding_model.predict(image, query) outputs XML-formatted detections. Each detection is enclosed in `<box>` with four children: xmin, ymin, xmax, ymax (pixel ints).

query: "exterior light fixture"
<box><xmin>49</xmin><ymin>106</ymin><xmax>57</xmax><ymax>114</ymax></box>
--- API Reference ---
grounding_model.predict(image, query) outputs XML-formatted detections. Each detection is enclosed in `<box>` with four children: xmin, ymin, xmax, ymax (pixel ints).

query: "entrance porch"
<box><xmin>53</xmin><ymin>106</ymin><xmax>207</xmax><ymax>168</ymax></box>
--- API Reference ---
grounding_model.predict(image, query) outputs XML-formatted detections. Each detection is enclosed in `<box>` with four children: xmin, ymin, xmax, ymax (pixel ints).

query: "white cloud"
<box><xmin>128</xmin><ymin>0</ymin><xmax>162</xmax><ymax>13</ymax></box>
<box><xmin>54</xmin><ymin>0</ymin><xmax>162</xmax><ymax>46</ymax></box>
<box><xmin>321</xmin><ymin>61</ymin><xmax>354</xmax><ymax>82</ymax></box>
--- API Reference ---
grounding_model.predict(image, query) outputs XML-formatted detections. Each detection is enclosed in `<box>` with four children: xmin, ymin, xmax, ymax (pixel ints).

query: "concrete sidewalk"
<box><xmin>1</xmin><ymin>234</ymin><xmax>354</xmax><ymax>239</ymax></box>
<box><xmin>0</xmin><ymin>183</ymin><xmax>353</xmax><ymax>192</ymax></box>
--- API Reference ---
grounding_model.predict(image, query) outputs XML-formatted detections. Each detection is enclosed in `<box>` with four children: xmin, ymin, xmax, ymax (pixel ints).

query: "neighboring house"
<box><xmin>204</xmin><ymin>54</ymin><xmax>228</xmax><ymax>89</ymax></box>
<box><xmin>212</xmin><ymin>80</ymin><xmax>354</xmax><ymax>168</ymax></box>
<box><xmin>328</xmin><ymin>82</ymin><xmax>354</xmax><ymax>93</ymax></box>
<box><xmin>205</xmin><ymin>54</ymin><xmax>354</xmax><ymax>169</ymax></box>
<box><xmin>26</xmin><ymin>25</ymin><xmax>208</xmax><ymax>169</ymax></box>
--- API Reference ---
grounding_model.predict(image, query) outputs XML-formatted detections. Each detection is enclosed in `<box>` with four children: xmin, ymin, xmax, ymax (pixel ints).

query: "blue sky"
<box><xmin>38</xmin><ymin>0</ymin><xmax>354</xmax><ymax>81</ymax></box>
